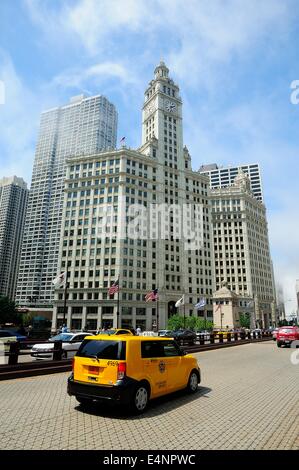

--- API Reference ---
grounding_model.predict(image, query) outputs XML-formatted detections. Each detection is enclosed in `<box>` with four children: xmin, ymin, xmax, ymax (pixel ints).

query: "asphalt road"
<box><xmin>0</xmin><ymin>341</ymin><xmax>298</xmax><ymax>450</ymax></box>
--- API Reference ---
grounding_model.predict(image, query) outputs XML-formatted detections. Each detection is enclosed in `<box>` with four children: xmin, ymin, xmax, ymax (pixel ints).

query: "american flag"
<box><xmin>108</xmin><ymin>279</ymin><xmax>119</xmax><ymax>296</ymax></box>
<box><xmin>145</xmin><ymin>288</ymin><xmax>159</xmax><ymax>302</ymax></box>
<box><xmin>120</xmin><ymin>136</ymin><xmax>126</xmax><ymax>144</ymax></box>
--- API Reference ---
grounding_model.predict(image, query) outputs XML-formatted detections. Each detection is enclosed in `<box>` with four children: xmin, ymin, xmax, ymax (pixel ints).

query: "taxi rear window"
<box><xmin>77</xmin><ymin>340</ymin><xmax>126</xmax><ymax>360</ymax></box>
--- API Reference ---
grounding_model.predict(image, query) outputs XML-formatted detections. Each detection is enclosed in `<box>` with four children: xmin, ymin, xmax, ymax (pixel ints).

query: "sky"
<box><xmin>0</xmin><ymin>0</ymin><xmax>299</xmax><ymax>315</ymax></box>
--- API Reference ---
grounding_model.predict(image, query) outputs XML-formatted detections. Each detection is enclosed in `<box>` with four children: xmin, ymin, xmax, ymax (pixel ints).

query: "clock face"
<box><xmin>146</xmin><ymin>104</ymin><xmax>155</xmax><ymax>115</ymax></box>
<box><xmin>164</xmin><ymin>100</ymin><xmax>176</xmax><ymax>112</ymax></box>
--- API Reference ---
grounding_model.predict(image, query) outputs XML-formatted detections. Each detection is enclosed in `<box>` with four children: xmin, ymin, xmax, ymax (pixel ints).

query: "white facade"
<box><xmin>210</xmin><ymin>170</ymin><xmax>276</xmax><ymax>327</ymax></box>
<box><xmin>16</xmin><ymin>95</ymin><xmax>118</xmax><ymax>306</ymax></box>
<box><xmin>52</xmin><ymin>62</ymin><xmax>214</xmax><ymax>332</ymax></box>
<box><xmin>0</xmin><ymin>176</ymin><xmax>28</xmax><ymax>300</ymax></box>
<box><xmin>199</xmin><ymin>163</ymin><xmax>263</xmax><ymax>202</ymax></box>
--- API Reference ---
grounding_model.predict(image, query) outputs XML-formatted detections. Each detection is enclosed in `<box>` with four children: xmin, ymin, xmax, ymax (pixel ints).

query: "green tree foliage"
<box><xmin>167</xmin><ymin>314</ymin><xmax>184</xmax><ymax>330</ymax></box>
<box><xmin>22</xmin><ymin>312</ymin><xmax>35</xmax><ymax>327</ymax></box>
<box><xmin>168</xmin><ymin>314</ymin><xmax>214</xmax><ymax>331</ymax></box>
<box><xmin>239</xmin><ymin>312</ymin><xmax>251</xmax><ymax>329</ymax></box>
<box><xmin>194</xmin><ymin>317</ymin><xmax>214</xmax><ymax>331</ymax></box>
<box><xmin>0</xmin><ymin>296</ymin><xmax>22</xmax><ymax>326</ymax></box>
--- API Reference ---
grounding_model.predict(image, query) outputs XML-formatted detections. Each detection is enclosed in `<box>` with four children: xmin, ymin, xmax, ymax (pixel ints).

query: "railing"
<box><xmin>1</xmin><ymin>331</ymin><xmax>272</xmax><ymax>367</ymax></box>
<box><xmin>1</xmin><ymin>339</ymin><xmax>80</xmax><ymax>366</ymax></box>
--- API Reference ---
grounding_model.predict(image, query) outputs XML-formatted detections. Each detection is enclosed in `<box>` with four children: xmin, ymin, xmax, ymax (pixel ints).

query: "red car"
<box><xmin>277</xmin><ymin>326</ymin><xmax>299</xmax><ymax>348</ymax></box>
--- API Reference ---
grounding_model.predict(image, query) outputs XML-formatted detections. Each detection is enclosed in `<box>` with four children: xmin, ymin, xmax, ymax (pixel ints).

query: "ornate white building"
<box><xmin>52</xmin><ymin>62</ymin><xmax>214</xmax><ymax>331</ymax></box>
<box><xmin>210</xmin><ymin>170</ymin><xmax>277</xmax><ymax>327</ymax></box>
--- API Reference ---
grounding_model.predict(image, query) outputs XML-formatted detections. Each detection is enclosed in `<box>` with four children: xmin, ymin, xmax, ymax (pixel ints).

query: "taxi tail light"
<box><xmin>117</xmin><ymin>362</ymin><xmax>126</xmax><ymax>380</ymax></box>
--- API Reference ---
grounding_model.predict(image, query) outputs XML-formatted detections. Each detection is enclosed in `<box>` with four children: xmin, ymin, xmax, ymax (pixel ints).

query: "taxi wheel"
<box><xmin>187</xmin><ymin>371</ymin><xmax>199</xmax><ymax>393</ymax></box>
<box><xmin>132</xmin><ymin>383</ymin><xmax>149</xmax><ymax>413</ymax></box>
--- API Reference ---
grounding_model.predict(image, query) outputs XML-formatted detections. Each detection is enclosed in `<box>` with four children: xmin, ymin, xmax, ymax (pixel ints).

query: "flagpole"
<box><xmin>117</xmin><ymin>275</ymin><xmax>120</xmax><ymax>328</ymax></box>
<box><xmin>156</xmin><ymin>290</ymin><xmax>159</xmax><ymax>332</ymax></box>
<box><xmin>63</xmin><ymin>267</ymin><xmax>68</xmax><ymax>326</ymax></box>
<box><xmin>220</xmin><ymin>305</ymin><xmax>223</xmax><ymax>330</ymax></box>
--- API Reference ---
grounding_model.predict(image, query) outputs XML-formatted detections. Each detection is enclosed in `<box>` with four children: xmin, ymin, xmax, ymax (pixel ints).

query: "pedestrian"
<box><xmin>61</xmin><ymin>324</ymin><xmax>68</xmax><ymax>333</ymax></box>
<box><xmin>136</xmin><ymin>326</ymin><xmax>141</xmax><ymax>336</ymax></box>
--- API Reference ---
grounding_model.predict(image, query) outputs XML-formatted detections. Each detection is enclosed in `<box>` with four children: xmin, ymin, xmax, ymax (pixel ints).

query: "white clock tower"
<box><xmin>141</xmin><ymin>61</ymin><xmax>184</xmax><ymax>170</ymax></box>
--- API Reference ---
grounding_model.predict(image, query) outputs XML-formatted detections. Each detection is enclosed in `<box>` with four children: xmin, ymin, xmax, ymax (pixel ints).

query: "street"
<box><xmin>0</xmin><ymin>342</ymin><xmax>298</xmax><ymax>450</ymax></box>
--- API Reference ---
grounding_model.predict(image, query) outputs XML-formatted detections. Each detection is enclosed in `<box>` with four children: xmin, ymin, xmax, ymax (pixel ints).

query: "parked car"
<box><xmin>31</xmin><ymin>332</ymin><xmax>90</xmax><ymax>360</ymax></box>
<box><xmin>276</xmin><ymin>326</ymin><xmax>299</xmax><ymax>348</ymax></box>
<box><xmin>171</xmin><ymin>329</ymin><xmax>196</xmax><ymax>345</ymax></box>
<box><xmin>213</xmin><ymin>329</ymin><xmax>234</xmax><ymax>339</ymax></box>
<box><xmin>96</xmin><ymin>329</ymin><xmax>133</xmax><ymax>336</ymax></box>
<box><xmin>68</xmin><ymin>335</ymin><xmax>201</xmax><ymax>413</ymax></box>
<box><xmin>0</xmin><ymin>329</ymin><xmax>27</xmax><ymax>342</ymax></box>
<box><xmin>142</xmin><ymin>331</ymin><xmax>159</xmax><ymax>337</ymax></box>
<box><xmin>272</xmin><ymin>328</ymin><xmax>279</xmax><ymax>341</ymax></box>
<box><xmin>196</xmin><ymin>330</ymin><xmax>211</xmax><ymax>341</ymax></box>
<box><xmin>157</xmin><ymin>329</ymin><xmax>173</xmax><ymax>337</ymax></box>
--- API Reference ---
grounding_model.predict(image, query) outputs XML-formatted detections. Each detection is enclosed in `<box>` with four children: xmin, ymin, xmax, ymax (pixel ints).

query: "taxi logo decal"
<box><xmin>159</xmin><ymin>361</ymin><xmax>166</xmax><ymax>373</ymax></box>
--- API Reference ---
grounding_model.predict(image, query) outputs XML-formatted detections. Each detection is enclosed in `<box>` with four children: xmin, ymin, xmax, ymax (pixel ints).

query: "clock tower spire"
<box><xmin>141</xmin><ymin>61</ymin><xmax>183</xmax><ymax>170</ymax></box>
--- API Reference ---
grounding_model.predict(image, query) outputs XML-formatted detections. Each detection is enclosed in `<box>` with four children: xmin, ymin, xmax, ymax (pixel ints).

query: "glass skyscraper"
<box><xmin>16</xmin><ymin>94</ymin><xmax>118</xmax><ymax>305</ymax></box>
<box><xmin>0</xmin><ymin>176</ymin><xmax>28</xmax><ymax>300</ymax></box>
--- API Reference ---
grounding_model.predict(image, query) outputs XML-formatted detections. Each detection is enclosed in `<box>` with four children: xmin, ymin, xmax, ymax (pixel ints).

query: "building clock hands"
<box><xmin>164</xmin><ymin>100</ymin><xmax>176</xmax><ymax>112</ymax></box>
<box><xmin>146</xmin><ymin>104</ymin><xmax>155</xmax><ymax>116</ymax></box>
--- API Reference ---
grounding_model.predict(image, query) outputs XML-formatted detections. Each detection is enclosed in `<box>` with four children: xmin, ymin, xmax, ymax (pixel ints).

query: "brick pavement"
<box><xmin>0</xmin><ymin>342</ymin><xmax>298</xmax><ymax>450</ymax></box>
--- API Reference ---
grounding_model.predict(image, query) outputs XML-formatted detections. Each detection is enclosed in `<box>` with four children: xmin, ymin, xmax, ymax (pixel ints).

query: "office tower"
<box><xmin>16</xmin><ymin>94</ymin><xmax>118</xmax><ymax>306</ymax></box>
<box><xmin>210</xmin><ymin>170</ymin><xmax>276</xmax><ymax>327</ymax></box>
<box><xmin>276</xmin><ymin>283</ymin><xmax>286</xmax><ymax>321</ymax></box>
<box><xmin>296</xmin><ymin>280</ymin><xmax>299</xmax><ymax>322</ymax></box>
<box><xmin>0</xmin><ymin>176</ymin><xmax>28</xmax><ymax>300</ymax></box>
<box><xmin>199</xmin><ymin>163</ymin><xmax>263</xmax><ymax>202</ymax></box>
<box><xmin>52</xmin><ymin>62</ymin><xmax>214</xmax><ymax>331</ymax></box>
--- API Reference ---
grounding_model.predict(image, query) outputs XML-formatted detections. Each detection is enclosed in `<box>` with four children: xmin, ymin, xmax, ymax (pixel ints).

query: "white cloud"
<box><xmin>0</xmin><ymin>52</ymin><xmax>38</xmax><ymax>184</ymax></box>
<box><xmin>15</xmin><ymin>0</ymin><xmax>299</xmax><ymax>310</ymax></box>
<box><xmin>52</xmin><ymin>61</ymin><xmax>140</xmax><ymax>89</ymax></box>
<box><xmin>268</xmin><ymin>194</ymin><xmax>299</xmax><ymax>315</ymax></box>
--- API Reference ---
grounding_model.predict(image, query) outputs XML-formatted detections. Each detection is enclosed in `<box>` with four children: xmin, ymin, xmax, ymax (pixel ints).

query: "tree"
<box><xmin>185</xmin><ymin>315</ymin><xmax>197</xmax><ymax>330</ymax></box>
<box><xmin>22</xmin><ymin>312</ymin><xmax>35</xmax><ymax>327</ymax></box>
<box><xmin>194</xmin><ymin>317</ymin><xmax>213</xmax><ymax>331</ymax></box>
<box><xmin>239</xmin><ymin>312</ymin><xmax>250</xmax><ymax>329</ymax></box>
<box><xmin>168</xmin><ymin>314</ymin><xmax>214</xmax><ymax>331</ymax></box>
<box><xmin>0</xmin><ymin>296</ymin><xmax>22</xmax><ymax>326</ymax></box>
<box><xmin>167</xmin><ymin>314</ymin><xmax>184</xmax><ymax>330</ymax></box>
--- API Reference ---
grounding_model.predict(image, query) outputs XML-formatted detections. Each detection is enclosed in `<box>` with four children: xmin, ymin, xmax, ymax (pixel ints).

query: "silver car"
<box><xmin>31</xmin><ymin>332</ymin><xmax>89</xmax><ymax>360</ymax></box>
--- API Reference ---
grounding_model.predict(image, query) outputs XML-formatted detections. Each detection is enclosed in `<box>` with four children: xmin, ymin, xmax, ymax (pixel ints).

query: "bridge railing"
<box><xmin>0</xmin><ymin>331</ymin><xmax>272</xmax><ymax>368</ymax></box>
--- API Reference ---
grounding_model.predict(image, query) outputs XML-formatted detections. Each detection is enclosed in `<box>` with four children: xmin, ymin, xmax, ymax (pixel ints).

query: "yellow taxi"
<box><xmin>213</xmin><ymin>329</ymin><xmax>233</xmax><ymax>338</ymax></box>
<box><xmin>68</xmin><ymin>335</ymin><xmax>201</xmax><ymax>413</ymax></box>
